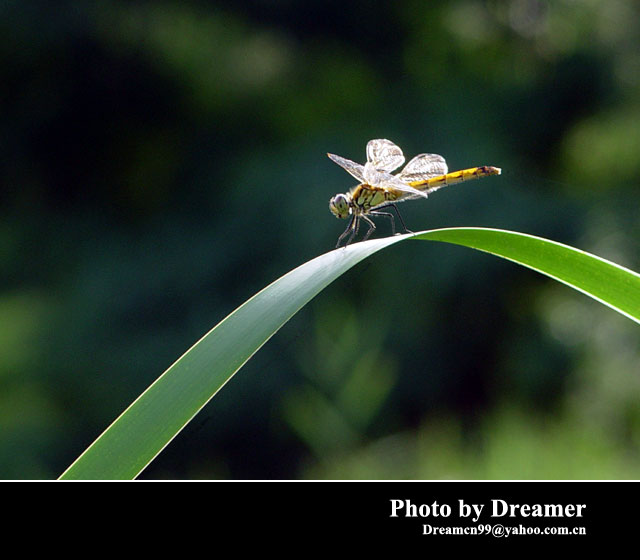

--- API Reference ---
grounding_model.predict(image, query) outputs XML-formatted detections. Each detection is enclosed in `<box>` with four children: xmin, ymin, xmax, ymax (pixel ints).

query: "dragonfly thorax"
<box><xmin>329</xmin><ymin>193</ymin><xmax>351</xmax><ymax>219</ymax></box>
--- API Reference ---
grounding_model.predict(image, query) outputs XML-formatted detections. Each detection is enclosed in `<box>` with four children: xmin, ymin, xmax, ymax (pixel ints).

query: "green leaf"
<box><xmin>413</xmin><ymin>228</ymin><xmax>640</xmax><ymax>324</ymax></box>
<box><xmin>59</xmin><ymin>228</ymin><xmax>640</xmax><ymax>479</ymax></box>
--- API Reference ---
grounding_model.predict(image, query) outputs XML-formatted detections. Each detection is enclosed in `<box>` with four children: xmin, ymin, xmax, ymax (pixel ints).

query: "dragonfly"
<box><xmin>328</xmin><ymin>139</ymin><xmax>501</xmax><ymax>248</ymax></box>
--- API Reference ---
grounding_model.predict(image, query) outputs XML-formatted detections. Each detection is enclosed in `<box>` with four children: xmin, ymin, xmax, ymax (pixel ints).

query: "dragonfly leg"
<box><xmin>388</xmin><ymin>203</ymin><xmax>412</xmax><ymax>233</ymax></box>
<box><xmin>360</xmin><ymin>215</ymin><xmax>377</xmax><ymax>242</ymax></box>
<box><xmin>347</xmin><ymin>216</ymin><xmax>361</xmax><ymax>246</ymax></box>
<box><xmin>336</xmin><ymin>215</ymin><xmax>358</xmax><ymax>248</ymax></box>
<box><xmin>374</xmin><ymin>203</ymin><xmax>412</xmax><ymax>234</ymax></box>
<box><xmin>369</xmin><ymin>210</ymin><xmax>396</xmax><ymax>234</ymax></box>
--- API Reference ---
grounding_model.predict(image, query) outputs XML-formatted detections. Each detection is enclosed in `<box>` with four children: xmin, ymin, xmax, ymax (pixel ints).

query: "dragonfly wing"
<box><xmin>397</xmin><ymin>153</ymin><xmax>448</xmax><ymax>182</ymax></box>
<box><xmin>366</xmin><ymin>139</ymin><xmax>405</xmax><ymax>172</ymax></box>
<box><xmin>363</xmin><ymin>162</ymin><xmax>394</xmax><ymax>186</ymax></box>
<box><xmin>327</xmin><ymin>153</ymin><xmax>366</xmax><ymax>182</ymax></box>
<box><xmin>380</xmin><ymin>176</ymin><xmax>429</xmax><ymax>199</ymax></box>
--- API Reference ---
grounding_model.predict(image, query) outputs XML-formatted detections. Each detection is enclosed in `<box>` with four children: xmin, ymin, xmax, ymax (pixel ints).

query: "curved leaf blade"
<box><xmin>413</xmin><ymin>228</ymin><xmax>640</xmax><ymax>324</ymax></box>
<box><xmin>59</xmin><ymin>228</ymin><xmax>640</xmax><ymax>479</ymax></box>
<box><xmin>58</xmin><ymin>235</ymin><xmax>410</xmax><ymax>480</ymax></box>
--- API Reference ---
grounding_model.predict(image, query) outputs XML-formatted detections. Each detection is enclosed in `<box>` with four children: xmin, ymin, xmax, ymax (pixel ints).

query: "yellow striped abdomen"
<box><xmin>410</xmin><ymin>166</ymin><xmax>501</xmax><ymax>192</ymax></box>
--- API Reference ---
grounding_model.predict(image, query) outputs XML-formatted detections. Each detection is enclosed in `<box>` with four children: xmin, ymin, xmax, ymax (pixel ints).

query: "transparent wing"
<box><xmin>379</xmin><ymin>175</ymin><xmax>429</xmax><ymax>199</ymax></box>
<box><xmin>363</xmin><ymin>162</ymin><xmax>392</xmax><ymax>186</ymax></box>
<box><xmin>327</xmin><ymin>153</ymin><xmax>365</xmax><ymax>182</ymax></box>
<box><xmin>366</xmin><ymin>139</ymin><xmax>405</xmax><ymax>172</ymax></box>
<box><xmin>397</xmin><ymin>153</ymin><xmax>448</xmax><ymax>182</ymax></box>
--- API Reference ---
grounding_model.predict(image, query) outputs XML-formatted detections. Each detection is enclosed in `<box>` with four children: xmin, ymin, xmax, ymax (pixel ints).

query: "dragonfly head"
<box><xmin>329</xmin><ymin>193</ymin><xmax>351</xmax><ymax>219</ymax></box>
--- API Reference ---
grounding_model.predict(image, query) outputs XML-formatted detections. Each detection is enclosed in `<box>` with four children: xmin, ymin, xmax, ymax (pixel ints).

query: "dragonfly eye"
<box><xmin>329</xmin><ymin>194</ymin><xmax>350</xmax><ymax>219</ymax></box>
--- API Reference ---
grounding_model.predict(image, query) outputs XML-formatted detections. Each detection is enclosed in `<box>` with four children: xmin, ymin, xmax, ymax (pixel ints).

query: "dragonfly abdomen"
<box><xmin>410</xmin><ymin>166</ymin><xmax>501</xmax><ymax>192</ymax></box>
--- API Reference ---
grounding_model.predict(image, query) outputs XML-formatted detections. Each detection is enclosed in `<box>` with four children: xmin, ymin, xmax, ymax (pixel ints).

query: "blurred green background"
<box><xmin>2</xmin><ymin>0</ymin><xmax>639</xmax><ymax>479</ymax></box>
